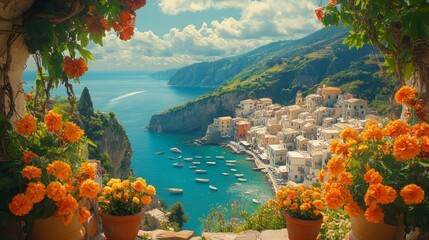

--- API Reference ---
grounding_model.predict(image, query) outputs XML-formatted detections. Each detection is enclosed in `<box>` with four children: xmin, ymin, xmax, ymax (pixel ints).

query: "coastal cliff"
<box><xmin>78</xmin><ymin>87</ymin><xmax>132</xmax><ymax>179</ymax></box>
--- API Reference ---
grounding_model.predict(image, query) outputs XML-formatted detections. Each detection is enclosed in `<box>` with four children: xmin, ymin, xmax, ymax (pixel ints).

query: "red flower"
<box><xmin>25</xmin><ymin>93</ymin><xmax>32</xmax><ymax>99</ymax></box>
<box><xmin>127</xmin><ymin>0</ymin><xmax>146</xmax><ymax>11</ymax></box>
<box><xmin>328</xmin><ymin>0</ymin><xmax>337</xmax><ymax>5</ymax></box>
<box><xmin>86</xmin><ymin>16</ymin><xmax>111</xmax><ymax>34</ymax></box>
<box><xmin>315</xmin><ymin>7</ymin><xmax>324</xmax><ymax>21</ymax></box>
<box><xmin>62</xmin><ymin>56</ymin><xmax>88</xmax><ymax>78</ymax></box>
<box><xmin>113</xmin><ymin>11</ymin><xmax>136</xmax><ymax>41</ymax></box>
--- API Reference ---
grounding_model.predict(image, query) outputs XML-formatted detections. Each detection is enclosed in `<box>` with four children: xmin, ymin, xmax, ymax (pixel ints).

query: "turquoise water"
<box><xmin>23</xmin><ymin>71</ymin><xmax>273</xmax><ymax>234</ymax></box>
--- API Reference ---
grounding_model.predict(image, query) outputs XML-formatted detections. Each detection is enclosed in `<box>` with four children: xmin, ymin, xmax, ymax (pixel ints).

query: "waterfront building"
<box><xmin>285</xmin><ymin>151</ymin><xmax>310</xmax><ymax>183</ymax></box>
<box><xmin>236</xmin><ymin>99</ymin><xmax>255</xmax><ymax>117</ymax></box>
<box><xmin>213</xmin><ymin>116</ymin><xmax>233</xmax><ymax>137</ymax></box>
<box><xmin>235</xmin><ymin>120</ymin><xmax>251</xmax><ymax>141</ymax></box>
<box><xmin>317</xmin><ymin>86</ymin><xmax>342</xmax><ymax>107</ymax></box>
<box><xmin>267</xmin><ymin>144</ymin><xmax>288</xmax><ymax>166</ymax></box>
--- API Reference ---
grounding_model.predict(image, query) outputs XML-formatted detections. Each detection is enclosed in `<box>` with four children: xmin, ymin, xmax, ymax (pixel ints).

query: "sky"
<box><xmin>29</xmin><ymin>0</ymin><xmax>325</xmax><ymax>72</ymax></box>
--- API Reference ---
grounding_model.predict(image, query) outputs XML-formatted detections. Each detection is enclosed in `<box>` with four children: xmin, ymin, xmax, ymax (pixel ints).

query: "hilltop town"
<box><xmin>202</xmin><ymin>86</ymin><xmax>380</xmax><ymax>189</ymax></box>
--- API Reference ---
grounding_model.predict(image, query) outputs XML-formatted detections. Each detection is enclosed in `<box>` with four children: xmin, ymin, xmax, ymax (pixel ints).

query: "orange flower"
<box><xmin>15</xmin><ymin>114</ymin><xmax>37</xmax><ymax>135</ymax></box>
<box><xmin>393</xmin><ymin>135</ymin><xmax>419</xmax><ymax>161</ymax></box>
<box><xmin>79</xmin><ymin>179</ymin><xmax>100</xmax><ymax>199</ymax></box>
<box><xmin>300</xmin><ymin>203</ymin><xmax>311</xmax><ymax>211</ymax></box>
<box><xmin>132</xmin><ymin>180</ymin><xmax>146</xmax><ymax>192</ymax></box>
<box><xmin>56</xmin><ymin>194</ymin><xmax>78</xmax><ymax>215</ymax></box>
<box><xmin>317</xmin><ymin>169</ymin><xmax>325</xmax><ymax>183</ymax></box>
<box><xmin>21</xmin><ymin>165</ymin><xmax>42</xmax><ymax>180</ymax></box>
<box><xmin>334</xmin><ymin>141</ymin><xmax>349</xmax><ymax>156</ymax></box>
<box><xmin>78</xmin><ymin>206</ymin><xmax>91</xmax><ymax>223</ymax></box>
<box><xmin>344</xmin><ymin>199</ymin><xmax>361</xmax><ymax>217</ymax></box>
<box><xmin>146</xmin><ymin>185</ymin><xmax>156</xmax><ymax>195</ymax></box>
<box><xmin>46</xmin><ymin>181</ymin><xmax>67</xmax><ymax>201</ymax></box>
<box><xmin>62</xmin><ymin>213</ymin><xmax>74</xmax><ymax>225</ymax></box>
<box><xmin>338</xmin><ymin>171</ymin><xmax>353</xmax><ymax>185</ymax></box>
<box><xmin>290</xmin><ymin>203</ymin><xmax>298</xmax><ymax>211</ymax></box>
<box><xmin>400</xmin><ymin>184</ymin><xmax>425</xmax><ymax>205</ymax></box>
<box><xmin>86</xmin><ymin>16</ymin><xmax>110</xmax><ymax>34</ymax></box>
<box><xmin>47</xmin><ymin>160</ymin><xmax>71</xmax><ymax>180</ymax></box>
<box><xmin>328</xmin><ymin>0</ymin><xmax>337</xmax><ymax>5</ymax></box>
<box><xmin>63</xmin><ymin>121</ymin><xmax>84</xmax><ymax>142</ymax></box>
<box><xmin>127</xmin><ymin>0</ymin><xmax>146</xmax><ymax>11</ymax></box>
<box><xmin>25</xmin><ymin>182</ymin><xmax>45</xmax><ymax>203</ymax></box>
<box><xmin>327</xmin><ymin>157</ymin><xmax>345</xmax><ymax>176</ymax></box>
<box><xmin>22</xmin><ymin>151</ymin><xmax>39</xmax><ymax>163</ymax></box>
<box><xmin>421</xmin><ymin>136</ymin><xmax>429</xmax><ymax>153</ymax></box>
<box><xmin>62</xmin><ymin>56</ymin><xmax>88</xmax><ymax>78</ymax></box>
<box><xmin>395</xmin><ymin>86</ymin><xmax>416</xmax><ymax>106</ymax></box>
<box><xmin>8</xmin><ymin>193</ymin><xmax>33</xmax><ymax>216</ymax></box>
<box><xmin>340</xmin><ymin>127</ymin><xmax>359</xmax><ymax>141</ymax></box>
<box><xmin>44</xmin><ymin>110</ymin><xmax>63</xmax><ymax>133</ymax></box>
<box><xmin>312</xmin><ymin>200</ymin><xmax>324</xmax><ymax>210</ymax></box>
<box><xmin>315</xmin><ymin>7</ymin><xmax>324</xmax><ymax>21</ymax></box>
<box><xmin>132</xmin><ymin>197</ymin><xmax>140</xmax><ymax>204</ymax></box>
<box><xmin>364</xmin><ymin>169</ymin><xmax>383</xmax><ymax>185</ymax></box>
<box><xmin>357</xmin><ymin>144</ymin><xmax>369</xmax><ymax>153</ymax></box>
<box><xmin>382</xmin><ymin>120</ymin><xmax>411</xmax><ymax>138</ymax></box>
<box><xmin>360</xmin><ymin>125</ymin><xmax>383</xmax><ymax>142</ymax></box>
<box><xmin>112</xmin><ymin>11</ymin><xmax>136</xmax><ymax>41</ymax></box>
<box><xmin>141</xmin><ymin>195</ymin><xmax>152</xmax><ymax>205</ymax></box>
<box><xmin>79</xmin><ymin>162</ymin><xmax>97</xmax><ymax>179</ymax></box>
<box><xmin>364</xmin><ymin>184</ymin><xmax>396</xmax><ymax>206</ymax></box>
<box><xmin>325</xmin><ymin>189</ymin><xmax>344</xmax><ymax>209</ymax></box>
<box><xmin>364</xmin><ymin>203</ymin><xmax>384</xmax><ymax>223</ymax></box>
<box><xmin>412</xmin><ymin>121</ymin><xmax>429</xmax><ymax>138</ymax></box>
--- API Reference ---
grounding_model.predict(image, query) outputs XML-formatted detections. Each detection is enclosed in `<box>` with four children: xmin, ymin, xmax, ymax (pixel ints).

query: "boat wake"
<box><xmin>108</xmin><ymin>91</ymin><xmax>145</xmax><ymax>106</ymax></box>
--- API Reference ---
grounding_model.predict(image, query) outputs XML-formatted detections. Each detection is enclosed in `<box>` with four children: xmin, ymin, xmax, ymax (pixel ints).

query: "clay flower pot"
<box><xmin>345</xmin><ymin>212</ymin><xmax>405</xmax><ymax>240</ymax></box>
<box><xmin>99</xmin><ymin>209</ymin><xmax>144</xmax><ymax>240</ymax></box>
<box><xmin>285</xmin><ymin>214</ymin><xmax>323</xmax><ymax>240</ymax></box>
<box><xmin>27</xmin><ymin>215</ymin><xmax>85</xmax><ymax>240</ymax></box>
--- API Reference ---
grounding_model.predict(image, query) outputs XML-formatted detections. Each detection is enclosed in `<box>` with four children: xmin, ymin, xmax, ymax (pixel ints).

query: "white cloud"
<box><xmin>158</xmin><ymin>0</ymin><xmax>247</xmax><ymax>15</ymax></box>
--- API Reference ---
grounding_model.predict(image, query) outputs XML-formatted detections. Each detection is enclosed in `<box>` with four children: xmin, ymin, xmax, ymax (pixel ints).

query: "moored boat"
<box><xmin>155</xmin><ymin>151</ymin><xmax>165</xmax><ymax>155</ymax></box>
<box><xmin>252</xmin><ymin>199</ymin><xmax>260</xmax><ymax>204</ymax></box>
<box><xmin>192</xmin><ymin>162</ymin><xmax>201</xmax><ymax>165</ymax></box>
<box><xmin>195</xmin><ymin>178</ymin><xmax>209</xmax><ymax>183</ymax></box>
<box><xmin>225</xmin><ymin>160</ymin><xmax>237</xmax><ymax>163</ymax></box>
<box><xmin>235</xmin><ymin>174</ymin><xmax>244</xmax><ymax>177</ymax></box>
<box><xmin>195</xmin><ymin>169</ymin><xmax>207</xmax><ymax>173</ymax></box>
<box><xmin>195</xmin><ymin>156</ymin><xmax>203</xmax><ymax>159</ymax></box>
<box><xmin>205</xmin><ymin>156</ymin><xmax>212</xmax><ymax>159</ymax></box>
<box><xmin>189</xmin><ymin>166</ymin><xmax>197</xmax><ymax>169</ymax></box>
<box><xmin>215</xmin><ymin>156</ymin><xmax>224</xmax><ymax>159</ymax></box>
<box><xmin>184</xmin><ymin>158</ymin><xmax>193</xmax><ymax>161</ymax></box>
<box><xmin>222</xmin><ymin>172</ymin><xmax>230</xmax><ymax>176</ymax></box>
<box><xmin>238</xmin><ymin>178</ymin><xmax>247</xmax><ymax>182</ymax></box>
<box><xmin>168</xmin><ymin>157</ymin><xmax>174</xmax><ymax>160</ymax></box>
<box><xmin>206</xmin><ymin>162</ymin><xmax>216</xmax><ymax>165</ymax></box>
<box><xmin>209</xmin><ymin>185</ymin><xmax>218</xmax><ymax>191</ymax></box>
<box><xmin>168</xmin><ymin>188</ymin><xmax>184</xmax><ymax>193</ymax></box>
<box><xmin>170</xmin><ymin>147</ymin><xmax>182</xmax><ymax>153</ymax></box>
<box><xmin>246</xmin><ymin>157</ymin><xmax>253</xmax><ymax>161</ymax></box>
<box><xmin>252</xmin><ymin>167</ymin><xmax>265</xmax><ymax>171</ymax></box>
<box><xmin>226</xmin><ymin>163</ymin><xmax>235</xmax><ymax>166</ymax></box>
<box><xmin>230</xmin><ymin>168</ymin><xmax>237</xmax><ymax>172</ymax></box>
<box><xmin>173</xmin><ymin>163</ymin><xmax>184</xmax><ymax>167</ymax></box>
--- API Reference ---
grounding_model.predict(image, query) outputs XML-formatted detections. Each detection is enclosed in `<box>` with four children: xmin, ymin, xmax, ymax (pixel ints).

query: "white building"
<box><xmin>267</xmin><ymin>144</ymin><xmax>288</xmax><ymax>166</ymax></box>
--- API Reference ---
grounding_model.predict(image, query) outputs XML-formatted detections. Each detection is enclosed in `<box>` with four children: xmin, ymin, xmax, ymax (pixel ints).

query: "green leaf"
<box><xmin>77</xmin><ymin>46</ymin><xmax>94</xmax><ymax>61</ymax></box>
<box><xmin>418</xmin><ymin>159</ymin><xmax>429</xmax><ymax>168</ymax></box>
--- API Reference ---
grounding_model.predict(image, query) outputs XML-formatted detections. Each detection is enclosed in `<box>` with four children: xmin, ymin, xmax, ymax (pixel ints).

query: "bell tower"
<box><xmin>295</xmin><ymin>90</ymin><xmax>303</xmax><ymax>107</ymax></box>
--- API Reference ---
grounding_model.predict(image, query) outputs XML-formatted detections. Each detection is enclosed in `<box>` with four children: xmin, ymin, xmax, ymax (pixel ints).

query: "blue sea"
<box><xmin>23</xmin><ymin>71</ymin><xmax>273</xmax><ymax>234</ymax></box>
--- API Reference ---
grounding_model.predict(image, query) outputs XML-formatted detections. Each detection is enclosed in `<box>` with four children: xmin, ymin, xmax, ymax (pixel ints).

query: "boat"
<box><xmin>195</xmin><ymin>178</ymin><xmax>209</xmax><ymax>183</ymax></box>
<box><xmin>205</xmin><ymin>156</ymin><xmax>212</xmax><ymax>159</ymax></box>
<box><xmin>225</xmin><ymin>160</ymin><xmax>237</xmax><ymax>163</ymax></box>
<box><xmin>244</xmin><ymin>191</ymin><xmax>252</xmax><ymax>194</ymax></box>
<box><xmin>154</xmin><ymin>151</ymin><xmax>165</xmax><ymax>155</ymax></box>
<box><xmin>235</xmin><ymin>174</ymin><xmax>244</xmax><ymax>177</ymax></box>
<box><xmin>252</xmin><ymin>167</ymin><xmax>265</xmax><ymax>171</ymax></box>
<box><xmin>168</xmin><ymin>188</ymin><xmax>184</xmax><ymax>193</ymax></box>
<box><xmin>230</xmin><ymin>168</ymin><xmax>237</xmax><ymax>172</ymax></box>
<box><xmin>189</xmin><ymin>166</ymin><xmax>197</xmax><ymax>169</ymax></box>
<box><xmin>195</xmin><ymin>156</ymin><xmax>203</xmax><ymax>159</ymax></box>
<box><xmin>173</xmin><ymin>163</ymin><xmax>184</xmax><ymax>167</ymax></box>
<box><xmin>245</xmin><ymin>157</ymin><xmax>253</xmax><ymax>161</ymax></box>
<box><xmin>222</xmin><ymin>172</ymin><xmax>230</xmax><ymax>176</ymax></box>
<box><xmin>261</xmin><ymin>169</ymin><xmax>268</xmax><ymax>173</ymax></box>
<box><xmin>192</xmin><ymin>162</ymin><xmax>201</xmax><ymax>165</ymax></box>
<box><xmin>252</xmin><ymin>199</ymin><xmax>260</xmax><ymax>204</ymax></box>
<box><xmin>178</xmin><ymin>156</ymin><xmax>182</xmax><ymax>159</ymax></box>
<box><xmin>238</xmin><ymin>178</ymin><xmax>247</xmax><ymax>182</ymax></box>
<box><xmin>168</xmin><ymin>157</ymin><xmax>174</xmax><ymax>160</ymax></box>
<box><xmin>226</xmin><ymin>163</ymin><xmax>235</xmax><ymax>166</ymax></box>
<box><xmin>184</xmin><ymin>158</ymin><xmax>193</xmax><ymax>161</ymax></box>
<box><xmin>170</xmin><ymin>147</ymin><xmax>182</xmax><ymax>153</ymax></box>
<box><xmin>215</xmin><ymin>156</ymin><xmax>224</xmax><ymax>159</ymax></box>
<box><xmin>206</xmin><ymin>162</ymin><xmax>216</xmax><ymax>165</ymax></box>
<box><xmin>195</xmin><ymin>169</ymin><xmax>207</xmax><ymax>173</ymax></box>
<box><xmin>209</xmin><ymin>185</ymin><xmax>218</xmax><ymax>191</ymax></box>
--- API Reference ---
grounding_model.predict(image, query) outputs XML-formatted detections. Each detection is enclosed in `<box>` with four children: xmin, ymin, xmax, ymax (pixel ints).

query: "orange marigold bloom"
<box><xmin>327</xmin><ymin>157</ymin><xmax>345</xmax><ymax>176</ymax></box>
<box><xmin>325</xmin><ymin>189</ymin><xmax>344</xmax><ymax>209</ymax></box>
<box><xmin>47</xmin><ymin>160</ymin><xmax>71</xmax><ymax>180</ymax></box>
<box><xmin>56</xmin><ymin>194</ymin><xmax>78</xmax><ymax>216</ymax></box>
<box><xmin>46</xmin><ymin>181</ymin><xmax>67</xmax><ymax>201</ymax></box>
<box><xmin>382</xmin><ymin>120</ymin><xmax>411</xmax><ymax>138</ymax></box>
<box><xmin>21</xmin><ymin>165</ymin><xmax>42</xmax><ymax>180</ymax></box>
<box><xmin>300</xmin><ymin>203</ymin><xmax>311</xmax><ymax>211</ymax></box>
<box><xmin>344</xmin><ymin>199</ymin><xmax>361</xmax><ymax>217</ymax></box>
<box><xmin>400</xmin><ymin>184</ymin><xmax>425</xmax><ymax>205</ymax></box>
<box><xmin>132</xmin><ymin>180</ymin><xmax>146</xmax><ymax>192</ymax></box>
<box><xmin>340</xmin><ymin>127</ymin><xmax>359</xmax><ymax>141</ymax></box>
<box><xmin>290</xmin><ymin>203</ymin><xmax>298</xmax><ymax>211</ymax></box>
<box><xmin>132</xmin><ymin>197</ymin><xmax>140</xmax><ymax>204</ymax></box>
<box><xmin>62</xmin><ymin>56</ymin><xmax>88</xmax><ymax>78</ymax></box>
<box><xmin>365</xmin><ymin>204</ymin><xmax>384</xmax><ymax>223</ymax></box>
<box><xmin>78</xmin><ymin>206</ymin><xmax>91</xmax><ymax>223</ymax></box>
<box><xmin>79</xmin><ymin>179</ymin><xmax>100</xmax><ymax>199</ymax></box>
<box><xmin>62</xmin><ymin>213</ymin><xmax>74</xmax><ymax>225</ymax></box>
<box><xmin>63</xmin><ymin>121</ymin><xmax>84</xmax><ymax>142</ymax></box>
<box><xmin>393</xmin><ymin>135</ymin><xmax>419</xmax><ymax>161</ymax></box>
<box><xmin>79</xmin><ymin>162</ymin><xmax>97</xmax><ymax>179</ymax></box>
<box><xmin>317</xmin><ymin>169</ymin><xmax>325</xmax><ymax>183</ymax></box>
<box><xmin>338</xmin><ymin>171</ymin><xmax>353</xmax><ymax>185</ymax></box>
<box><xmin>421</xmin><ymin>136</ymin><xmax>429</xmax><ymax>153</ymax></box>
<box><xmin>360</xmin><ymin>126</ymin><xmax>383</xmax><ymax>142</ymax></box>
<box><xmin>315</xmin><ymin>7</ymin><xmax>323</xmax><ymax>21</ymax></box>
<box><xmin>25</xmin><ymin>182</ymin><xmax>45</xmax><ymax>203</ymax></box>
<box><xmin>364</xmin><ymin>169</ymin><xmax>383</xmax><ymax>185</ymax></box>
<box><xmin>312</xmin><ymin>200</ymin><xmax>324</xmax><ymax>210</ymax></box>
<box><xmin>364</xmin><ymin>184</ymin><xmax>397</xmax><ymax>206</ymax></box>
<box><xmin>146</xmin><ymin>185</ymin><xmax>156</xmax><ymax>195</ymax></box>
<box><xmin>22</xmin><ymin>151</ymin><xmax>39</xmax><ymax>163</ymax></box>
<box><xmin>44</xmin><ymin>110</ymin><xmax>63</xmax><ymax>133</ymax></box>
<box><xmin>412</xmin><ymin>121</ymin><xmax>429</xmax><ymax>138</ymax></box>
<box><xmin>395</xmin><ymin>86</ymin><xmax>416</xmax><ymax>106</ymax></box>
<box><xmin>141</xmin><ymin>195</ymin><xmax>152</xmax><ymax>205</ymax></box>
<box><xmin>15</xmin><ymin>114</ymin><xmax>37</xmax><ymax>136</ymax></box>
<box><xmin>9</xmin><ymin>193</ymin><xmax>33</xmax><ymax>216</ymax></box>
<box><xmin>334</xmin><ymin>141</ymin><xmax>349</xmax><ymax>156</ymax></box>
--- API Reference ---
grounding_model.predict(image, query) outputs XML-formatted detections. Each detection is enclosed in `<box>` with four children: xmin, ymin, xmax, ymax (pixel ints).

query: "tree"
<box><xmin>78</xmin><ymin>87</ymin><xmax>94</xmax><ymax>119</ymax></box>
<box><xmin>168</xmin><ymin>202</ymin><xmax>189</xmax><ymax>230</ymax></box>
<box><xmin>316</xmin><ymin>0</ymin><xmax>429</xmax><ymax>116</ymax></box>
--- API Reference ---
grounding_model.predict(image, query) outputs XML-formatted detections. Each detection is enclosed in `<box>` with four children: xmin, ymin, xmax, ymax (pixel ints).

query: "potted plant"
<box><xmin>98</xmin><ymin>177</ymin><xmax>156</xmax><ymax>240</ymax></box>
<box><xmin>273</xmin><ymin>184</ymin><xmax>324</xmax><ymax>240</ymax></box>
<box><xmin>7</xmin><ymin>111</ymin><xmax>100</xmax><ymax>240</ymax></box>
<box><xmin>320</xmin><ymin>86</ymin><xmax>429</xmax><ymax>240</ymax></box>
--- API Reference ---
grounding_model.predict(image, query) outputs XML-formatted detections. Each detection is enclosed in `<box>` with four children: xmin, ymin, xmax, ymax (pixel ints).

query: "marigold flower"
<box><xmin>44</xmin><ymin>110</ymin><xmax>63</xmax><ymax>133</ymax></box>
<box><xmin>412</xmin><ymin>121</ymin><xmax>429</xmax><ymax>138</ymax></box>
<box><xmin>22</xmin><ymin>151</ymin><xmax>39</xmax><ymax>163</ymax></box>
<box><xmin>365</xmin><ymin>204</ymin><xmax>384</xmax><ymax>223</ymax></box>
<box><xmin>382</xmin><ymin>119</ymin><xmax>411</xmax><ymax>138</ymax></box>
<box><xmin>15</xmin><ymin>114</ymin><xmax>37</xmax><ymax>136</ymax></box>
<box><xmin>360</xmin><ymin>125</ymin><xmax>383</xmax><ymax>142</ymax></box>
<box><xmin>78</xmin><ymin>206</ymin><xmax>91</xmax><ymax>223</ymax></box>
<box><xmin>25</xmin><ymin>182</ymin><xmax>45</xmax><ymax>203</ymax></box>
<box><xmin>63</xmin><ymin>121</ymin><xmax>84</xmax><ymax>142</ymax></box>
<box><xmin>340</xmin><ymin>127</ymin><xmax>359</xmax><ymax>141</ymax></box>
<box><xmin>327</xmin><ymin>157</ymin><xmax>345</xmax><ymax>176</ymax></box>
<box><xmin>395</xmin><ymin>86</ymin><xmax>416</xmax><ymax>106</ymax></box>
<box><xmin>400</xmin><ymin>184</ymin><xmax>425</xmax><ymax>205</ymax></box>
<box><xmin>325</xmin><ymin>189</ymin><xmax>344</xmax><ymax>209</ymax></box>
<box><xmin>393</xmin><ymin>135</ymin><xmax>419</xmax><ymax>161</ymax></box>
<box><xmin>21</xmin><ymin>165</ymin><xmax>42</xmax><ymax>180</ymax></box>
<box><xmin>9</xmin><ymin>193</ymin><xmax>33</xmax><ymax>216</ymax></box>
<box><xmin>282</xmin><ymin>198</ymin><xmax>291</xmax><ymax>207</ymax></box>
<box><xmin>330</xmin><ymin>139</ymin><xmax>339</xmax><ymax>154</ymax></box>
<box><xmin>338</xmin><ymin>171</ymin><xmax>353</xmax><ymax>185</ymax></box>
<box><xmin>62</xmin><ymin>56</ymin><xmax>88</xmax><ymax>78</ymax></box>
<box><xmin>79</xmin><ymin>162</ymin><xmax>97</xmax><ymax>179</ymax></box>
<box><xmin>132</xmin><ymin>197</ymin><xmax>140</xmax><ymax>204</ymax></box>
<box><xmin>300</xmin><ymin>203</ymin><xmax>311</xmax><ymax>211</ymax></box>
<box><xmin>290</xmin><ymin>203</ymin><xmax>298</xmax><ymax>211</ymax></box>
<box><xmin>146</xmin><ymin>185</ymin><xmax>156</xmax><ymax>195</ymax></box>
<box><xmin>132</xmin><ymin>180</ymin><xmax>146</xmax><ymax>192</ymax></box>
<box><xmin>420</xmin><ymin>136</ymin><xmax>429</xmax><ymax>153</ymax></box>
<box><xmin>364</xmin><ymin>184</ymin><xmax>397</xmax><ymax>206</ymax></box>
<box><xmin>357</xmin><ymin>144</ymin><xmax>369</xmax><ymax>154</ymax></box>
<box><xmin>312</xmin><ymin>200</ymin><xmax>324</xmax><ymax>210</ymax></box>
<box><xmin>46</xmin><ymin>181</ymin><xmax>67</xmax><ymax>201</ymax></box>
<box><xmin>141</xmin><ymin>195</ymin><xmax>152</xmax><ymax>205</ymax></box>
<box><xmin>364</xmin><ymin>169</ymin><xmax>383</xmax><ymax>185</ymax></box>
<box><xmin>62</xmin><ymin>213</ymin><xmax>74</xmax><ymax>225</ymax></box>
<box><xmin>56</xmin><ymin>194</ymin><xmax>78</xmax><ymax>216</ymax></box>
<box><xmin>344</xmin><ymin>199</ymin><xmax>361</xmax><ymax>217</ymax></box>
<box><xmin>315</xmin><ymin>7</ymin><xmax>324</xmax><ymax>21</ymax></box>
<box><xmin>47</xmin><ymin>160</ymin><xmax>71</xmax><ymax>180</ymax></box>
<box><xmin>79</xmin><ymin>179</ymin><xmax>100</xmax><ymax>199</ymax></box>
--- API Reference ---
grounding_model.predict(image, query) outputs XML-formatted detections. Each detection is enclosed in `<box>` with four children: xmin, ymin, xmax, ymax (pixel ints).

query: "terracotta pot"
<box><xmin>27</xmin><ymin>215</ymin><xmax>85</xmax><ymax>240</ymax></box>
<box><xmin>346</xmin><ymin>212</ymin><xmax>405</xmax><ymax>240</ymax></box>
<box><xmin>285</xmin><ymin>214</ymin><xmax>323</xmax><ymax>240</ymax></box>
<box><xmin>99</xmin><ymin>209</ymin><xmax>144</xmax><ymax>240</ymax></box>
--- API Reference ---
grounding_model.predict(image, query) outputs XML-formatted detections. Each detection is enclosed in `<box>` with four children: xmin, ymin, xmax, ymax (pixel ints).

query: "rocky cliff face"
<box><xmin>148</xmin><ymin>92</ymin><xmax>246</xmax><ymax>133</ymax></box>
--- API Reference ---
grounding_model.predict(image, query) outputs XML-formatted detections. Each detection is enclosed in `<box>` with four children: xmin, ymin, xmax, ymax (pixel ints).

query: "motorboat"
<box><xmin>195</xmin><ymin>156</ymin><xmax>203</xmax><ymax>159</ymax></box>
<box><xmin>226</xmin><ymin>163</ymin><xmax>235</xmax><ymax>166</ymax></box>
<box><xmin>230</xmin><ymin>169</ymin><xmax>237</xmax><ymax>172</ymax></box>
<box><xmin>252</xmin><ymin>199</ymin><xmax>260</xmax><ymax>204</ymax></box>
<box><xmin>205</xmin><ymin>156</ymin><xmax>212</xmax><ymax>158</ymax></box>
<box><xmin>235</xmin><ymin>174</ymin><xmax>244</xmax><ymax>177</ymax></box>
<box><xmin>192</xmin><ymin>162</ymin><xmax>201</xmax><ymax>165</ymax></box>
<box><xmin>195</xmin><ymin>169</ymin><xmax>207</xmax><ymax>173</ymax></box>
<box><xmin>154</xmin><ymin>152</ymin><xmax>165</xmax><ymax>155</ymax></box>
<box><xmin>184</xmin><ymin>158</ymin><xmax>193</xmax><ymax>161</ymax></box>
<box><xmin>170</xmin><ymin>147</ymin><xmax>182</xmax><ymax>153</ymax></box>
<box><xmin>222</xmin><ymin>172</ymin><xmax>230</xmax><ymax>176</ymax></box>
<box><xmin>195</xmin><ymin>178</ymin><xmax>209</xmax><ymax>183</ymax></box>
<box><xmin>189</xmin><ymin>166</ymin><xmax>197</xmax><ymax>169</ymax></box>
<box><xmin>206</xmin><ymin>162</ymin><xmax>216</xmax><ymax>165</ymax></box>
<box><xmin>237</xmin><ymin>178</ymin><xmax>247</xmax><ymax>182</ymax></box>
<box><xmin>252</xmin><ymin>167</ymin><xmax>265</xmax><ymax>171</ymax></box>
<box><xmin>168</xmin><ymin>188</ymin><xmax>184</xmax><ymax>193</ymax></box>
<box><xmin>215</xmin><ymin>156</ymin><xmax>224</xmax><ymax>159</ymax></box>
<box><xmin>225</xmin><ymin>160</ymin><xmax>237</xmax><ymax>163</ymax></box>
<box><xmin>209</xmin><ymin>185</ymin><xmax>218</xmax><ymax>191</ymax></box>
<box><xmin>246</xmin><ymin>157</ymin><xmax>253</xmax><ymax>161</ymax></box>
<box><xmin>173</xmin><ymin>163</ymin><xmax>184</xmax><ymax>167</ymax></box>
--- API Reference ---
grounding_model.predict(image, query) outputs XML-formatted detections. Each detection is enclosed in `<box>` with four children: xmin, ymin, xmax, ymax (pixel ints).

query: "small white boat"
<box><xmin>170</xmin><ymin>147</ymin><xmax>182</xmax><ymax>153</ymax></box>
<box><xmin>226</xmin><ymin>163</ymin><xmax>236</xmax><ymax>166</ymax></box>
<box><xmin>206</xmin><ymin>162</ymin><xmax>216</xmax><ymax>165</ymax></box>
<box><xmin>192</xmin><ymin>162</ymin><xmax>201</xmax><ymax>165</ymax></box>
<box><xmin>155</xmin><ymin>151</ymin><xmax>165</xmax><ymax>155</ymax></box>
<box><xmin>195</xmin><ymin>178</ymin><xmax>209</xmax><ymax>183</ymax></box>
<box><xmin>252</xmin><ymin>167</ymin><xmax>264</xmax><ymax>171</ymax></box>
<box><xmin>209</xmin><ymin>185</ymin><xmax>218</xmax><ymax>191</ymax></box>
<box><xmin>246</xmin><ymin>157</ymin><xmax>253</xmax><ymax>161</ymax></box>
<box><xmin>235</xmin><ymin>174</ymin><xmax>244</xmax><ymax>177</ymax></box>
<box><xmin>195</xmin><ymin>156</ymin><xmax>203</xmax><ymax>159</ymax></box>
<box><xmin>168</xmin><ymin>188</ymin><xmax>184</xmax><ymax>193</ymax></box>
<box><xmin>184</xmin><ymin>158</ymin><xmax>193</xmax><ymax>161</ymax></box>
<box><xmin>226</xmin><ymin>160</ymin><xmax>237</xmax><ymax>163</ymax></box>
<box><xmin>252</xmin><ymin>199</ymin><xmax>260</xmax><ymax>204</ymax></box>
<box><xmin>178</xmin><ymin>156</ymin><xmax>182</xmax><ymax>159</ymax></box>
<box><xmin>215</xmin><ymin>156</ymin><xmax>224</xmax><ymax>159</ymax></box>
<box><xmin>244</xmin><ymin>191</ymin><xmax>252</xmax><ymax>194</ymax></box>
<box><xmin>222</xmin><ymin>172</ymin><xmax>230</xmax><ymax>176</ymax></box>
<box><xmin>173</xmin><ymin>163</ymin><xmax>184</xmax><ymax>167</ymax></box>
<box><xmin>189</xmin><ymin>166</ymin><xmax>197</xmax><ymax>169</ymax></box>
<box><xmin>231</xmin><ymin>169</ymin><xmax>237</xmax><ymax>172</ymax></box>
<box><xmin>195</xmin><ymin>169</ymin><xmax>207</xmax><ymax>173</ymax></box>
<box><xmin>205</xmin><ymin>156</ymin><xmax>212</xmax><ymax>159</ymax></box>
<box><xmin>238</xmin><ymin>178</ymin><xmax>247</xmax><ymax>182</ymax></box>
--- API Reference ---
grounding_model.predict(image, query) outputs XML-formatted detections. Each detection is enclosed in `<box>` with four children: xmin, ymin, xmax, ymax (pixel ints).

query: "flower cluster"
<box><xmin>8</xmin><ymin>111</ymin><xmax>100</xmax><ymax>226</ymax></box>
<box><xmin>98</xmin><ymin>177</ymin><xmax>156</xmax><ymax>216</ymax></box>
<box><xmin>272</xmin><ymin>185</ymin><xmax>324</xmax><ymax>220</ymax></box>
<box><xmin>320</xmin><ymin>86</ymin><xmax>429</xmax><ymax>230</ymax></box>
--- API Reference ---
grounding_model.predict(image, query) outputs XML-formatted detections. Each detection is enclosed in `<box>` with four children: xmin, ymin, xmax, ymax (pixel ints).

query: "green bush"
<box><xmin>319</xmin><ymin>209</ymin><xmax>351</xmax><ymax>240</ymax></box>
